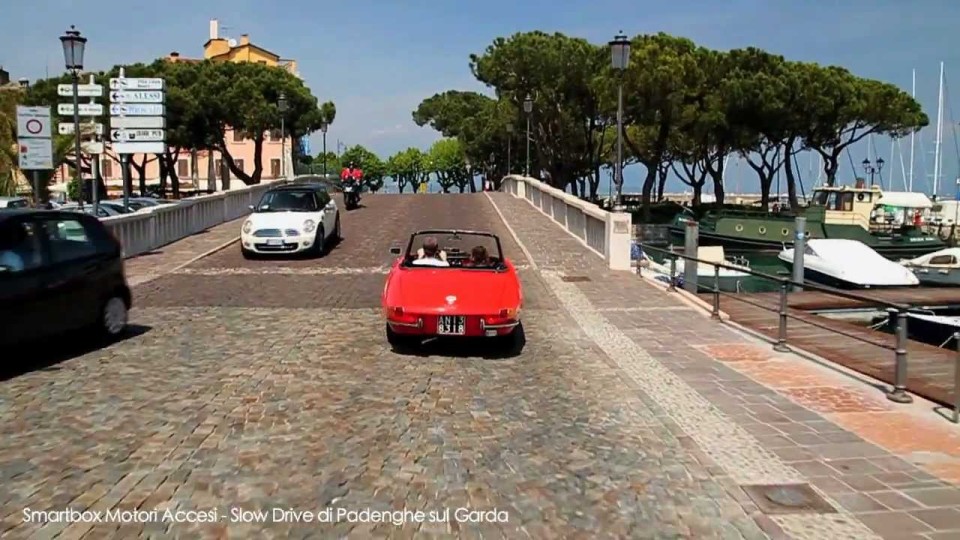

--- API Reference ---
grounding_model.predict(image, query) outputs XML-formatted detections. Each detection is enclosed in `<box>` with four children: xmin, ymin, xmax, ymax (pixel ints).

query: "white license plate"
<box><xmin>437</xmin><ymin>315</ymin><xmax>465</xmax><ymax>335</ymax></box>
<box><xmin>267</xmin><ymin>238</ymin><xmax>282</xmax><ymax>245</ymax></box>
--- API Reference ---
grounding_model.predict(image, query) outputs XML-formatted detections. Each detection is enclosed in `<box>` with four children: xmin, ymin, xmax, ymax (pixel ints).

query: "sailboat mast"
<box><xmin>934</xmin><ymin>61</ymin><xmax>945</xmax><ymax>197</ymax></box>
<box><xmin>909</xmin><ymin>69</ymin><xmax>916</xmax><ymax>191</ymax></box>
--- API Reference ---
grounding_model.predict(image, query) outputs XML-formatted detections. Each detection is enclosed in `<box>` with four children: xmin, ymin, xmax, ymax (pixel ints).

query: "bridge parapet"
<box><xmin>501</xmin><ymin>175</ymin><xmax>631</xmax><ymax>270</ymax></box>
<box><xmin>102</xmin><ymin>181</ymin><xmax>282</xmax><ymax>258</ymax></box>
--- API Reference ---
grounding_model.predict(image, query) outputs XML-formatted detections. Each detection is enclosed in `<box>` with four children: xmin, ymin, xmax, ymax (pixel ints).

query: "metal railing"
<box><xmin>639</xmin><ymin>243</ymin><xmax>960</xmax><ymax>422</ymax></box>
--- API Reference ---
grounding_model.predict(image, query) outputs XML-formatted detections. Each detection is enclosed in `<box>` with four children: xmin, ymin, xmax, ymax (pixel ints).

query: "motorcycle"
<box><xmin>343</xmin><ymin>181</ymin><xmax>361</xmax><ymax>210</ymax></box>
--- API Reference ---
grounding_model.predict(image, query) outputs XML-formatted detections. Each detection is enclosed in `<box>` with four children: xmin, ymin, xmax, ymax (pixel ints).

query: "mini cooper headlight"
<box><xmin>303</xmin><ymin>219</ymin><xmax>316</xmax><ymax>233</ymax></box>
<box><xmin>242</xmin><ymin>220</ymin><xmax>252</xmax><ymax>234</ymax></box>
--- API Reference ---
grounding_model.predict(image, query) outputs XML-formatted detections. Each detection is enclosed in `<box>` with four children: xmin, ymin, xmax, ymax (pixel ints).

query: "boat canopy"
<box><xmin>877</xmin><ymin>191</ymin><xmax>933</xmax><ymax>209</ymax></box>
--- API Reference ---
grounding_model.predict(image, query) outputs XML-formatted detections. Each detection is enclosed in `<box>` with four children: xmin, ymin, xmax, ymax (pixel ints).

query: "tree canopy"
<box><xmin>18</xmin><ymin>58</ymin><xmax>335</xmax><ymax>201</ymax></box>
<box><xmin>411</xmin><ymin>30</ymin><xmax>928</xmax><ymax>217</ymax></box>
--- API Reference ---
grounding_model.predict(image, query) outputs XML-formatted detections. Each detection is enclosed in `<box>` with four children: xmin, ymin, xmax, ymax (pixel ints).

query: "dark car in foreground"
<box><xmin>0</xmin><ymin>210</ymin><xmax>131</xmax><ymax>347</ymax></box>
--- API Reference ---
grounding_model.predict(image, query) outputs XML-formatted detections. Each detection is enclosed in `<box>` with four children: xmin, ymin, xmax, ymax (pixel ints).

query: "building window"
<box><xmin>233</xmin><ymin>130</ymin><xmax>244</xmax><ymax>142</ymax></box>
<box><xmin>270</xmin><ymin>159</ymin><xmax>281</xmax><ymax>178</ymax></box>
<box><xmin>101</xmin><ymin>158</ymin><xmax>113</xmax><ymax>178</ymax></box>
<box><xmin>177</xmin><ymin>159</ymin><xmax>189</xmax><ymax>178</ymax></box>
<box><xmin>270</xmin><ymin>129</ymin><xmax>282</xmax><ymax>141</ymax></box>
<box><xmin>234</xmin><ymin>159</ymin><xmax>245</xmax><ymax>173</ymax></box>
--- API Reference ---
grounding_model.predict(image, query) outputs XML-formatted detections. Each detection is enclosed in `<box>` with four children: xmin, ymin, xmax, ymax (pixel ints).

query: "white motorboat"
<box><xmin>900</xmin><ymin>247</ymin><xmax>960</xmax><ymax>287</ymax></box>
<box><xmin>645</xmin><ymin>246</ymin><xmax>752</xmax><ymax>292</ymax></box>
<box><xmin>778</xmin><ymin>239</ymin><xmax>919</xmax><ymax>289</ymax></box>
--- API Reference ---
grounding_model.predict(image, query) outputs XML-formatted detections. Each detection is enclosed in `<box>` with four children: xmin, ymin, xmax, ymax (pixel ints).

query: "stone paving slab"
<box><xmin>487</xmin><ymin>191</ymin><xmax>960</xmax><ymax>539</ymax></box>
<box><xmin>123</xmin><ymin>217</ymin><xmax>244</xmax><ymax>287</ymax></box>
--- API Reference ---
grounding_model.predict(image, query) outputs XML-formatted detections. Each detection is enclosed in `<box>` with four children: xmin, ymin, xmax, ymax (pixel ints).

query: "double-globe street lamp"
<box><xmin>60</xmin><ymin>25</ymin><xmax>86</xmax><ymax>209</ymax></box>
<box><xmin>523</xmin><ymin>94</ymin><xmax>533</xmax><ymax>176</ymax></box>
<box><xmin>278</xmin><ymin>92</ymin><xmax>288</xmax><ymax>179</ymax></box>
<box><xmin>610</xmin><ymin>31</ymin><xmax>630</xmax><ymax>211</ymax></box>
<box><xmin>862</xmin><ymin>157</ymin><xmax>884</xmax><ymax>187</ymax></box>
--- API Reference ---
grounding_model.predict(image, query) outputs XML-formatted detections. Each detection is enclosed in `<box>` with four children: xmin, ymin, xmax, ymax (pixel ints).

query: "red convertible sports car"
<box><xmin>382</xmin><ymin>229</ymin><xmax>523</xmax><ymax>351</ymax></box>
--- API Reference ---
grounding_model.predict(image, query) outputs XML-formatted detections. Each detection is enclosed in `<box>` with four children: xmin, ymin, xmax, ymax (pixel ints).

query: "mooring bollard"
<box><xmin>773</xmin><ymin>282</ymin><xmax>790</xmax><ymax>352</ymax></box>
<box><xmin>954</xmin><ymin>332</ymin><xmax>960</xmax><ymax>424</ymax></box>
<box><xmin>668</xmin><ymin>256</ymin><xmax>677</xmax><ymax>292</ymax></box>
<box><xmin>887</xmin><ymin>308</ymin><xmax>913</xmax><ymax>404</ymax></box>
<box><xmin>712</xmin><ymin>264</ymin><xmax>721</xmax><ymax>319</ymax></box>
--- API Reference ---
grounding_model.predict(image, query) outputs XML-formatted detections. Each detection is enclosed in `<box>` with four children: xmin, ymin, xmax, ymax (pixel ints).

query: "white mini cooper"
<box><xmin>240</xmin><ymin>185</ymin><xmax>341</xmax><ymax>257</ymax></box>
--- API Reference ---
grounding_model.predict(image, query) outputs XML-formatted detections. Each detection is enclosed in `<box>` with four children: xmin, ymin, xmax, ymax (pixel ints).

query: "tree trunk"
<box><xmin>783</xmin><ymin>140</ymin><xmax>799</xmax><ymax>210</ymax></box>
<box><xmin>824</xmin><ymin>154</ymin><xmax>840</xmax><ymax>187</ymax></box>
<box><xmin>207</xmin><ymin>150</ymin><xmax>217</xmax><ymax>193</ymax></box>
<box><xmin>640</xmin><ymin>166</ymin><xmax>657</xmax><ymax>223</ymax></box>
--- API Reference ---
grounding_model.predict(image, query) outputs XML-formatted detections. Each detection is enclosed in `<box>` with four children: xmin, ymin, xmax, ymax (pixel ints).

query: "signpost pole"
<box><xmin>72</xmin><ymin>71</ymin><xmax>84</xmax><ymax>210</ymax></box>
<box><xmin>90</xmin><ymin>74</ymin><xmax>100</xmax><ymax>215</ymax></box>
<box><xmin>121</xmin><ymin>154</ymin><xmax>130</xmax><ymax>209</ymax></box>
<box><xmin>32</xmin><ymin>171</ymin><xmax>41</xmax><ymax>207</ymax></box>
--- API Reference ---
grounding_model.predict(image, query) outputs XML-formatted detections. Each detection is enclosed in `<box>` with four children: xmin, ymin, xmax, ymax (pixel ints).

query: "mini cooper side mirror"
<box><xmin>389</xmin><ymin>246</ymin><xmax>401</xmax><ymax>255</ymax></box>
<box><xmin>248</xmin><ymin>205</ymin><xmax>254</xmax><ymax>210</ymax></box>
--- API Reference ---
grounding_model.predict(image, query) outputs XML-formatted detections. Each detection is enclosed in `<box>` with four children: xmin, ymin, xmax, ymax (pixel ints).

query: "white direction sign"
<box><xmin>110</xmin><ymin>90</ymin><xmax>164</xmax><ymax>103</ymax></box>
<box><xmin>58</xmin><ymin>122</ymin><xmax>104</xmax><ymax>135</ymax></box>
<box><xmin>110</xmin><ymin>103</ymin><xmax>164</xmax><ymax>116</ymax></box>
<box><xmin>111</xmin><ymin>128</ymin><xmax>165</xmax><ymax>142</ymax></box>
<box><xmin>18</xmin><ymin>138</ymin><xmax>53</xmax><ymax>169</ymax></box>
<box><xmin>57</xmin><ymin>84</ymin><xmax>104</xmax><ymax>97</ymax></box>
<box><xmin>111</xmin><ymin>116</ymin><xmax>165</xmax><ymax>129</ymax></box>
<box><xmin>58</xmin><ymin>103</ymin><xmax>104</xmax><ymax>116</ymax></box>
<box><xmin>81</xmin><ymin>141</ymin><xmax>104</xmax><ymax>155</ymax></box>
<box><xmin>109</xmin><ymin>78</ymin><xmax>165</xmax><ymax>91</ymax></box>
<box><xmin>113</xmin><ymin>142</ymin><xmax>166</xmax><ymax>154</ymax></box>
<box><xmin>16</xmin><ymin>106</ymin><xmax>52</xmax><ymax>138</ymax></box>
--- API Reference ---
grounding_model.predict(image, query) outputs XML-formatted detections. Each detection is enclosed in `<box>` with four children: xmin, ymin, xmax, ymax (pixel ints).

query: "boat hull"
<box><xmin>779</xmin><ymin>260</ymin><xmax>918</xmax><ymax>290</ymax></box>
<box><xmin>668</xmin><ymin>227</ymin><xmax>944</xmax><ymax>260</ymax></box>
<box><xmin>906</xmin><ymin>267</ymin><xmax>960</xmax><ymax>287</ymax></box>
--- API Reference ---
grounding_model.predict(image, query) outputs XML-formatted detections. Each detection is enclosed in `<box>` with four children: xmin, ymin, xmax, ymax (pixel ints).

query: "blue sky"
<box><xmin>3</xmin><ymin>0</ymin><xmax>960</xmax><ymax>195</ymax></box>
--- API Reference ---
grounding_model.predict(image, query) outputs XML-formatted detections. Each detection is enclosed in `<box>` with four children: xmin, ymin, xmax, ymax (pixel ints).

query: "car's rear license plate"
<box><xmin>437</xmin><ymin>315</ymin><xmax>465</xmax><ymax>335</ymax></box>
<box><xmin>267</xmin><ymin>239</ymin><xmax>282</xmax><ymax>245</ymax></box>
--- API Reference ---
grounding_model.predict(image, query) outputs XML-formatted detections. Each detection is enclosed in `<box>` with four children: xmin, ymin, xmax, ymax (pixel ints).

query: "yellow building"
<box><xmin>197</xmin><ymin>19</ymin><xmax>298</xmax><ymax>77</ymax></box>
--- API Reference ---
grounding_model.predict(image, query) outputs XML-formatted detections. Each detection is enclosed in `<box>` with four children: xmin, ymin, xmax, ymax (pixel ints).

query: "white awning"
<box><xmin>877</xmin><ymin>191</ymin><xmax>933</xmax><ymax>209</ymax></box>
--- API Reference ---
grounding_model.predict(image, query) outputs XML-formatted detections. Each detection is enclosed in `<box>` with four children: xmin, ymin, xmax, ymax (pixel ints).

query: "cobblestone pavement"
<box><xmin>123</xmin><ymin>217</ymin><xmax>244</xmax><ymax>287</ymax></box>
<box><xmin>487</xmin><ymin>191</ymin><xmax>960</xmax><ymax>539</ymax></box>
<box><xmin>3</xmin><ymin>193</ymin><xmax>761</xmax><ymax>538</ymax></box>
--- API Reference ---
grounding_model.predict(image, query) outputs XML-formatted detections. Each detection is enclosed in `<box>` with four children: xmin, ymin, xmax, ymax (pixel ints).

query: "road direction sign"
<box><xmin>109</xmin><ymin>77</ymin><xmax>165</xmax><ymax>91</ymax></box>
<box><xmin>16</xmin><ymin>106</ymin><xmax>52</xmax><ymax>138</ymax></box>
<box><xmin>58</xmin><ymin>103</ymin><xmax>104</xmax><ymax>116</ymax></box>
<box><xmin>110</xmin><ymin>116</ymin><xmax>165</xmax><ymax>129</ymax></box>
<box><xmin>110</xmin><ymin>103</ymin><xmax>164</xmax><ymax>116</ymax></box>
<box><xmin>57</xmin><ymin>84</ymin><xmax>103</xmax><ymax>97</ymax></box>
<box><xmin>109</xmin><ymin>90</ymin><xmax>164</xmax><ymax>103</ymax></box>
<box><xmin>18</xmin><ymin>138</ymin><xmax>53</xmax><ymax>169</ymax></box>
<box><xmin>110</xmin><ymin>128</ymin><xmax>165</xmax><ymax>142</ymax></box>
<box><xmin>58</xmin><ymin>122</ymin><xmax>104</xmax><ymax>135</ymax></box>
<box><xmin>112</xmin><ymin>142</ymin><xmax>166</xmax><ymax>154</ymax></box>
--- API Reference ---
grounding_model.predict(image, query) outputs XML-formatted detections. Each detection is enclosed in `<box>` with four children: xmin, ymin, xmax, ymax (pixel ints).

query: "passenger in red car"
<box><xmin>465</xmin><ymin>245</ymin><xmax>490</xmax><ymax>267</ymax></box>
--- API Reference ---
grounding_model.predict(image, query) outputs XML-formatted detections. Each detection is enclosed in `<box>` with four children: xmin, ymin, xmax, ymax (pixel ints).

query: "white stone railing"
<box><xmin>102</xmin><ymin>181</ymin><xmax>282</xmax><ymax>258</ymax></box>
<box><xmin>500</xmin><ymin>175</ymin><xmax>632</xmax><ymax>271</ymax></box>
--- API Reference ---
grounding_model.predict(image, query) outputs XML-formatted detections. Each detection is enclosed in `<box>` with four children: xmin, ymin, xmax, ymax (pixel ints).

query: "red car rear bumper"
<box><xmin>386</xmin><ymin>315</ymin><xmax>519</xmax><ymax>337</ymax></box>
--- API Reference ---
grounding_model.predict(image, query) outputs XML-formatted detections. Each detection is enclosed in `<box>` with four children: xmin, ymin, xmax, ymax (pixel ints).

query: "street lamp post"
<box><xmin>862</xmin><ymin>157</ymin><xmax>885</xmax><ymax>187</ymax></box>
<box><xmin>60</xmin><ymin>25</ymin><xmax>87</xmax><ymax>209</ymax></box>
<box><xmin>610</xmin><ymin>31</ymin><xmax>630</xmax><ymax>212</ymax></box>
<box><xmin>488</xmin><ymin>152</ymin><xmax>496</xmax><ymax>191</ymax></box>
<box><xmin>506</xmin><ymin>123</ymin><xmax>513</xmax><ymax>174</ymax></box>
<box><xmin>320</xmin><ymin>120</ymin><xmax>328</xmax><ymax>178</ymax></box>
<box><xmin>523</xmin><ymin>94</ymin><xmax>533</xmax><ymax>177</ymax></box>
<box><xmin>278</xmin><ymin>92</ymin><xmax>288</xmax><ymax>179</ymax></box>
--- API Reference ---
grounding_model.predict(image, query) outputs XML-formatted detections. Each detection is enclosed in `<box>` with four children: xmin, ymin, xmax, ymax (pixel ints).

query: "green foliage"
<box><xmin>386</xmin><ymin>148</ymin><xmax>428</xmax><ymax>193</ymax></box>
<box><xmin>413</xmin><ymin>30</ymin><xmax>928</xmax><ymax>215</ymax></box>
<box><xmin>427</xmin><ymin>138</ymin><xmax>471</xmax><ymax>193</ymax></box>
<box><xmin>66</xmin><ymin>176</ymin><xmax>81</xmax><ymax>201</ymax></box>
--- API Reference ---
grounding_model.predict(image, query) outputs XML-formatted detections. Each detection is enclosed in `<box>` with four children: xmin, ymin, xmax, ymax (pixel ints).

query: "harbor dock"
<box><xmin>706</xmin><ymin>287</ymin><xmax>960</xmax><ymax>409</ymax></box>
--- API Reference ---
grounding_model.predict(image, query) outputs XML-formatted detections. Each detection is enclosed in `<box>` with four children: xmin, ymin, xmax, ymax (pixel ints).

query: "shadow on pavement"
<box><xmin>391</xmin><ymin>323</ymin><xmax>527</xmax><ymax>360</ymax></box>
<box><xmin>0</xmin><ymin>325</ymin><xmax>152</xmax><ymax>381</ymax></box>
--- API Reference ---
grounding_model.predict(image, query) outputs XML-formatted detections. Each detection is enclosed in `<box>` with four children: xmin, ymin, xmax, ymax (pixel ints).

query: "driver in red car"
<box><xmin>412</xmin><ymin>237</ymin><xmax>449</xmax><ymax>267</ymax></box>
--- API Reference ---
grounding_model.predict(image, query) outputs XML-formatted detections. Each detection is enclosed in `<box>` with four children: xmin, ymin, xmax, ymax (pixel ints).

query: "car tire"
<box><xmin>333</xmin><ymin>213</ymin><xmax>342</xmax><ymax>242</ymax></box>
<box><xmin>496</xmin><ymin>323</ymin><xmax>525</xmax><ymax>355</ymax></box>
<box><xmin>98</xmin><ymin>294</ymin><xmax>129</xmax><ymax>340</ymax></box>
<box><xmin>386</xmin><ymin>324</ymin><xmax>416</xmax><ymax>351</ymax></box>
<box><xmin>311</xmin><ymin>226</ymin><xmax>326</xmax><ymax>257</ymax></box>
<box><xmin>241</xmin><ymin>247</ymin><xmax>255</xmax><ymax>259</ymax></box>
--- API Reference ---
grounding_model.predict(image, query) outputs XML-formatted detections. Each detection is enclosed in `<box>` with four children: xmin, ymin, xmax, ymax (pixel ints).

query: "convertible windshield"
<box><xmin>256</xmin><ymin>190</ymin><xmax>318</xmax><ymax>212</ymax></box>
<box><xmin>403</xmin><ymin>231</ymin><xmax>504</xmax><ymax>269</ymax></box>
